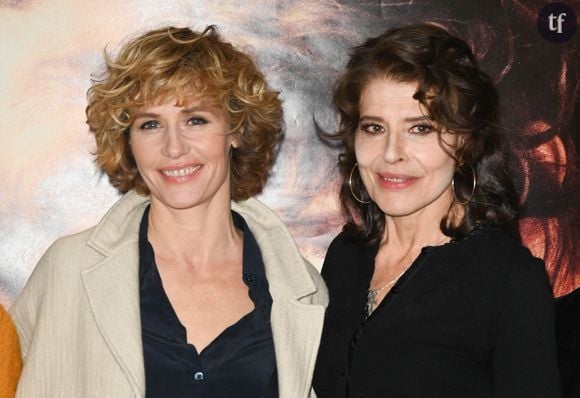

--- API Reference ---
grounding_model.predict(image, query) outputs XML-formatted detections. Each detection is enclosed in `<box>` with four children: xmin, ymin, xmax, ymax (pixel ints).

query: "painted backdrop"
<box><xmin>1</xmin><ymin>0</ymin><xmax>578</xmax><ymax>305</ymax></box>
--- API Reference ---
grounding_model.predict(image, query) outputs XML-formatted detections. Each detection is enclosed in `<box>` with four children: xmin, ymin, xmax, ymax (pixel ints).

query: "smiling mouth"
<box><xmin>381</xmin><ymin>176</ymin><xmax>408</xmax><ymax>183</ymax></box>
<box><xmin>160</xmin><ymin>165</ymin><xmax>201</xmax><ymax>177</ymax></box>
<box><xmin>377</xmin><ymin>173</ymin><xmax>417</xmax><ymax>189</ymax></box>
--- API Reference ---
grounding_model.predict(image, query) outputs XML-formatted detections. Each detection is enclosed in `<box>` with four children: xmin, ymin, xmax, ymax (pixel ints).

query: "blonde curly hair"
<box><xmin>86</xmin><ymin>25</ymin><xmax>283</xmax><ymax>200</ymax></box>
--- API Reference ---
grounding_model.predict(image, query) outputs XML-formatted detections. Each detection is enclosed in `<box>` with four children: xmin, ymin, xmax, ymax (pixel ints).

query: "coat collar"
<box><xmin>86</xmin><ymin>191</ymin><xmax>149</xmax><ymax>255</ymax></box>
<box><xmin>87</xmin><ymin>191</ymin><xmax>319</xmax><ymax>300</ymax></box>
<box><xmin>231</xmin><ymin>198</ymin><xmax>318</xmax><ymax>300</ymax></box>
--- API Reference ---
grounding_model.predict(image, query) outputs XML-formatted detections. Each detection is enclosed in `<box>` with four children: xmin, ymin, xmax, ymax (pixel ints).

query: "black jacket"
<box><xmin>556</xmin><ymin>287</ymin><xmax>580</xmax><ymax>398</ymax></box>
<box><xmin>313</xmin><ymin>226</ymin><xmax>561</xmax><ymax>398</ymax></box>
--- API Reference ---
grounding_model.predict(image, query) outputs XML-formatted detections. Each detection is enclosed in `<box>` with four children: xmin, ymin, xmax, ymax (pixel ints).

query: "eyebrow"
<box><xmin>180</xmin><ymin>106</ymin><xmax>213</xmax><ymax>114</ymax></box>
<box><xmin>133</xmin><ymin>106</ymin><xmax>214</xmax><ymax>119</ymax></box>
<box><xmin>359</xmin><ymin>115</ymin><xmax>432</xmax><ymax>123</ymax></box>
<box><xmin>133</xmin><ymin>112</ymin><xmax>158</xmax><ymax>119</ymax></box>
<box><xmin>405</xmin><ymin>116</ymin><xmax>432</xmax><ymax>123</ymax></box>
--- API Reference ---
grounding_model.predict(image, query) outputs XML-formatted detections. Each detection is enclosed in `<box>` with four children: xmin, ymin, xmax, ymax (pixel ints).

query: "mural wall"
<box><xmin>0</xmin><ymin>0</ymin><xmax>578</xmax><ymax>305</ymax></box>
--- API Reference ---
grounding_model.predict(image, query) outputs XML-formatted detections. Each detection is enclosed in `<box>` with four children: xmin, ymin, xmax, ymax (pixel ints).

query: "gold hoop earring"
<box><xmin>349</xmin><ymin>163</ymin><xmax>371</xmax><ymax>204</ymax></box>
<box><xmin>452</xmin><ymin>163</ymin><xmax>477</xmax><ymax>205</ymax></box>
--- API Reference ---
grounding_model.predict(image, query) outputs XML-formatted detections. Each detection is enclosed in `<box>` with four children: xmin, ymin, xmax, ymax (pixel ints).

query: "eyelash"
<box><xmin>139</xmin><ymin>120</ymin><xmax>160</xmax><ymax>130</ymax></box>
<box><xmin>187</xmin><ymin>116</ymin><xmax>207</xmax><ymax>126</ymax></box>
<box><xmin>360</xmin><ymin>123</ymin><xmax>383</xmax><ymax>135</ymax></box>
<box><xmin>409</xmin><ymin>124</ymin><xmax>435</xmax><ymax>135</ymax></box>
<box><xmin>137</xmin><ymin>116</ymin><xmax>208</xmax><ymax>130</ymax></box>
<box><xmin>359</xmin><ymin>123</ymin><xmax>435</xmax><ymax>136</ymax></box>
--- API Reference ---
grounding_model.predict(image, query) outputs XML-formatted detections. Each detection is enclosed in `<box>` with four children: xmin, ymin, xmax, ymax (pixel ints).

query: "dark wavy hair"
<box><xmin>331</xmin><ymin>23</ymin><xmax>519</xmax><ymax>244</ymax></box>
<box><xmin>86</xmin><ymin>25</ymin><xmax>283</xmax><ymax>200</ymax></box>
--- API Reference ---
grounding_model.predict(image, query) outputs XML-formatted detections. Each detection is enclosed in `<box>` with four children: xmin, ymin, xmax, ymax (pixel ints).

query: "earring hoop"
<box><xmin>452</xmin><ymin>162</ymin><xmax>477</xmax><ymax>205</ymax></box>
<box><xmin>349</xmin><ymin>163</ymin><xmax>371</xmax><ymax>204</ymax></box>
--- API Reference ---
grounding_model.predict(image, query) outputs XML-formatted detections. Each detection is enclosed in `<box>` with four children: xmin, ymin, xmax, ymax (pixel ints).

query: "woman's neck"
<box><xmin>381</xmin><ymin>194</ymin><xmax>455</xmax><ymax>254</ymax></box>
<box><xmin>146</xmin><ymin>197</ymin><xmax>242</xmax><ymax>269</ymax></box>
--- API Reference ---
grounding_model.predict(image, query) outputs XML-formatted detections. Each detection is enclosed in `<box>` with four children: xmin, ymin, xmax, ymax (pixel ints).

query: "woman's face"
<box><xmin>355</xmin><ymin>78</ymin><xmax>458</xmax><ymax>221</ymax></box>
<box><xmin>129</xmin><ymin>99</ymin><xmax>233</xmax><ymax>211</ymax></box>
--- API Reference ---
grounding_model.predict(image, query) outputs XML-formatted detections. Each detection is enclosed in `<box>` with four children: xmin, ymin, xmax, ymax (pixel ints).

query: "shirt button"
<box><xmin>193</xmin><ymin>371</ymin><xmax>205</xmax><ymax>381</ymax></box>
<box><xmin>340</xmin><ymin>368</ymin><xmax>346</xmax><ymax>376</ymax></box>
<box><xmin>392</xmin><ymin>286</ymin><xmax>400</xmax><ymax>294</ymax></box>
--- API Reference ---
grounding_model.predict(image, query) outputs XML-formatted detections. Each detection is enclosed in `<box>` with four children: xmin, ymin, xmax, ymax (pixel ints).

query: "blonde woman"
<box><xmin>12</xmin><ymin>26</ymin><xmax>327</xmax><ymax>398</ymax></box>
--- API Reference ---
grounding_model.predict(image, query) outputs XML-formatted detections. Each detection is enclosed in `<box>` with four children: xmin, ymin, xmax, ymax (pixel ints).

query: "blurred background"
<box><xmin>1</xmin><ymin>0</ymin><xmax>578</xmax><ymax>305</ymax></box>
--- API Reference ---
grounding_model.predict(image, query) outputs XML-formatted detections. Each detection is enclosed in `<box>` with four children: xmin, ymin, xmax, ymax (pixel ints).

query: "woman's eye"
<box><xmin>409</xmin><ymin>124</ymin><xmax>434</xmax><ymax>135</ymax></box>
<box><xmin>187</xmin><ymin>117</ymin><xmax>207</xmax><ymax>126</ymax></box>
<box><xmin>360</xmin><ymin>123</ymin><xmax>383</xmax><ymax>135</ymax></box>
<box><xmin>139</xmin><ymin>120</ymin><xmax>160</xmax><ymax>130</ymax></box>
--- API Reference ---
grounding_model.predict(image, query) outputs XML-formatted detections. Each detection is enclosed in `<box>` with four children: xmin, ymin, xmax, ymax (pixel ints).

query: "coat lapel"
<box><xmin>81</xmin><ymin>192</ymin><xmax>149</xmax><ymax>396</ymax></box>
<box><xmin>232</xmin><ymin>198</ymin><xmax>327</xmax><ymax>397</ymax></box>
<box><xmin>81</xmin><ymin>243</ymin><xmax>144</xmax><ymax>397</ymax></box>
<box><xmin>270</xmin><ymin>290</ymin><xmax>326</xmax><ymax>397</ymax></box>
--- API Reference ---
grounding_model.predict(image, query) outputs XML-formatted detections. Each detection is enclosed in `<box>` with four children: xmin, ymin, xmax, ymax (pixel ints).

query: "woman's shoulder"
<box><xmin>231</xmin><ymin>197</ymin><xmax>301</xmax><ymax>252</ymax></box>
<box><xmin>461</xmin><ymin>225</ymin><xmax>543</xmax><ymax>267</ymax></box>
<box><xmin>454</xmin><ymin>225</ymin><xmax>549</xmax><ymax>287</ymax></box>
<box><xmin>321</xmin><ymin>229</ymin><xmax>376</xmax><ymax>279</ymax></box>
<box><xmin>327</xmin><ymin>228</ymin><xmax>379</xmax><ymax>258</ymax></box>
<box><xmin>231</xmin><ymin>197</ymin><xmax>288</xmax><ymax>232</ymax></box>
<box><xmin>31</xmin><ymin>227</ymin><xmax>97</xmax><ymax>273</ymax></box>
<box><xmin>232</xmin><ymin>198</ymin><xmax>328</xmax><ymax>301</ymax></box>
<box><xmin>25</xmin><ymin>192</ymin><xmax>148</xmax><ymax>281</ymax></box>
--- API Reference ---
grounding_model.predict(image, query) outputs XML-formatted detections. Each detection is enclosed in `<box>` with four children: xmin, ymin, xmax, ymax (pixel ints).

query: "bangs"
<box><xmin>123</xmin><ymin>73</ymin><xmax>227</xmax><ymax>125</ymax></box>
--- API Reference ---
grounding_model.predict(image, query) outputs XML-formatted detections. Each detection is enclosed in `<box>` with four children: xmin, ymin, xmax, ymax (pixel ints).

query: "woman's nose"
<box><xmin>161</xmin><ymin>126</ymin><xmax>189</xmax><ymax>158</ymax></box>
<box><xmin>382</xmin><ymin>132</ymin><xmax>406</xmax><ymax>163</ymax></box>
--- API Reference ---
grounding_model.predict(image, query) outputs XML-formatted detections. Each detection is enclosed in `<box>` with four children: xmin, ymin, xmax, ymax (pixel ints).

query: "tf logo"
<box><xmin>538</xmin><ymin>3</ymin><xmax>577</xmax><ymax>43</ymax></box>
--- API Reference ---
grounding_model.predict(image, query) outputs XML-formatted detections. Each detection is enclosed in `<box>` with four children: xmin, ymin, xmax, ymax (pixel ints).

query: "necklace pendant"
<box><xmin>366</xmin><ymin>289</ymin><xmax>378</xmax><ymax>317</ymax></box>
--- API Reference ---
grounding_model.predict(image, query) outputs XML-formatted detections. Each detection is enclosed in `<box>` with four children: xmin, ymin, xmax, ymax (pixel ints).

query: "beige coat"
<box><xmin>11</xmin><ymin>192</ymin><xmax>328</xmax><ymax>397</ymax></box>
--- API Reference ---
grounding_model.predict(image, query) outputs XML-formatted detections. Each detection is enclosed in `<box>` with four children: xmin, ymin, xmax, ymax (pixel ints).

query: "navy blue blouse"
<box><xmin>139</xmin><ymin>206</ymin><xmax>278</xmax><ymax>397</ymax></box>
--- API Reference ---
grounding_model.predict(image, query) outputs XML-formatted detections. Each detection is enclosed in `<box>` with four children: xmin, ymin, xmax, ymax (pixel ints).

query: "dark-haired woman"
<box><xmin>11</xmin><ymin>26</ymin><xmax>327</xmax><ymax>397</ymax></box>
<box><xmin>313</xmin><ymin>24</ymin><xmax>560</xmax><ymax>398</ymax></box>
